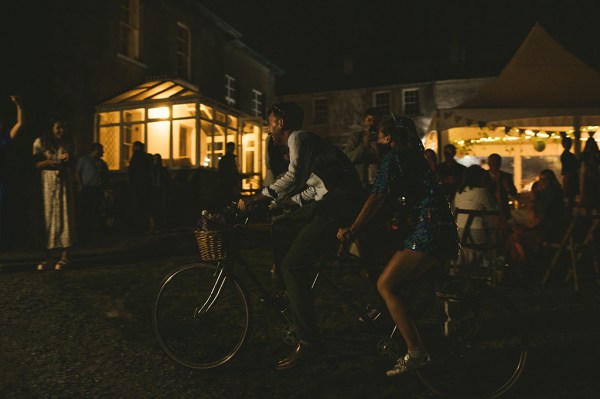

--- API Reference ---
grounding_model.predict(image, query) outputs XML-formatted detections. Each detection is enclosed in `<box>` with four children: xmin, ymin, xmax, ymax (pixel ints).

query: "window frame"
<box><xmin>373</xmin><ymin>90</ymin><xmax>391</xmax><ymax>115</ymax></box>
<box><xmin>118</xmin><ymin>0</ymin><xmax>141</xmax><ymax>60</ymax></box>
<box><xmin>252</xmin><ymin>89</ymin><xmax>264</xmax><ymax>118</ymax></box>
<box><xmin>176</xmin><ymin>22</ymin><xmax>191</xmax><ymax>80</ymax></box>
<box><xmin>313</xmin><ymin>98</ymin><xmax>329</xmax><ymax>124</ymax></box>
<box><xmin>225</xmin><ymin>74</ymin><xmax>237</xmax><ymax>106</ymax></box>
<box><xmin>402</xmin><ymin>88</ymin><xmax>421</xmax><ymax>116</ymax></box>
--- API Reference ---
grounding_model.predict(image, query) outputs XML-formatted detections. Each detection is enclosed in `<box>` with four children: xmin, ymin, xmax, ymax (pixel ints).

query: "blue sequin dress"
<box><xmin>371</xmin><ymin>147</ymin><xmax>459</xmax><ymax>260</ymax></box>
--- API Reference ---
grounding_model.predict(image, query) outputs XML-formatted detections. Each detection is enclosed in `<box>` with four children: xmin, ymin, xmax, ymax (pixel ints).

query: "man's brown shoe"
<box><xmin>275</xmin><ymin>342</ymin><xmax>318</xmax><ymax>370</ymax></box>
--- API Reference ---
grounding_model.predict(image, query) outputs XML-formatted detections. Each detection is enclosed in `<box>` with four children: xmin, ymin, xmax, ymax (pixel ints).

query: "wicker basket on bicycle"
<box><xmin>194</xmin><ymin>228</ymin><xmax>232</xmax><ymax>262</ymax></box>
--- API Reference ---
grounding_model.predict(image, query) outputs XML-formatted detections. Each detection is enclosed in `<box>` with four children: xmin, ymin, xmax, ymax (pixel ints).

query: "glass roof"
<box><xmin>101</xmin><ymin>80</ymin><xmax>198</xmax><ymax>105</ymax></box>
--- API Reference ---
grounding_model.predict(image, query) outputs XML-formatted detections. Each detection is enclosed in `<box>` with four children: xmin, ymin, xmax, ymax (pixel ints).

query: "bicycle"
<box><xmin>152</xmin><ymin>206</ymin><xmax>528</xmax><ymax>398</ymax></box>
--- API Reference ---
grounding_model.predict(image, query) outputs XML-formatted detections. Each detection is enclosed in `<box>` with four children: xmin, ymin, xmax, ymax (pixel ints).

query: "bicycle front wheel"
<box><xmin>152</xmin><ymin>261</ymin><xmax>251</xmax><ymax>369</ymax></box>
<box><xmin>416</xmin><ymin>284</ymin><xmax>528</xmax><ymax>398</ymax></box>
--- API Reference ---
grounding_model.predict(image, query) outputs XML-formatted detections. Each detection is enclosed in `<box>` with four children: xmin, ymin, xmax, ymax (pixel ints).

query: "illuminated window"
<box><xmin>403</xmin><ymin>89</ymin><xmax>420</xmax><ymax>115</ymax></box>
<box><xmin>225</xmin><ymin>74</ymin><xmax>236</xmax><ymax>106</ymax></box>
<box><xmin>373</xmin><ymin>91</ymin><xmax>390</xmax><ymax>115</ymax></box>
<box><xmin>123</xmin><ymin>124</ymin><xmax>144</xmax><ymax>166</ymax></box>
<box><xmin>148</xmin><ymin>106</ymin><xmax>170</xmax><ymax>119</ymax></box>
<box><xmin>173</xmin><ymin>120</ymin><xmax>196</xmax><ymax>167</ymax></box>
<box><xmin>176</xmin><ymin>23</ymin><xmax>191</xmax><ymax>80</ymax></box>
<box><xmin>99</xmin><ymin>126</ymin><xmax>120</xmax><ymax>170</ymax></box>
<box><xmin>313</xmin><ymin>98</ymin><xmax>328</xmax><ymax>124</ymax></box>
<box><xmin>119</xmin><ymin>0</ymin><xmax>140</xmax><ymax>59</ymax></box>
<box><xmin>252</xmin><ymin>89</ymin><xmax>264</xmax><ymax>118</ymax></box>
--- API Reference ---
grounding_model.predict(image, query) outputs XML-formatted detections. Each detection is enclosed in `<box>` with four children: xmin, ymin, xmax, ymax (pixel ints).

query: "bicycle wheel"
<box><xmin>152</xmin><ymin>261</ymin><xmax>251</xmax><ymax>369</ymax></box>
<box><xmin>415</xmin><ymin>283</ymin><xmax>528</xmax><ymax>398</ymax></box>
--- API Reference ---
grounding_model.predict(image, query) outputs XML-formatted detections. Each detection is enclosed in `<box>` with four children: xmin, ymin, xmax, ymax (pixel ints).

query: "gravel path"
<box><xmin>2</xmin><ymin>226</ymin><xmax>600</xmax><ymax>398</ymax></box>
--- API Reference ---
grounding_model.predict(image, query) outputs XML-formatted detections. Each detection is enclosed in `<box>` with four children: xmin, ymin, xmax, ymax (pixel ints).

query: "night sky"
<box><xmin>199</xmin><ymin>0</ymin><xmax>600</xmax><ymax>94</ymax></box>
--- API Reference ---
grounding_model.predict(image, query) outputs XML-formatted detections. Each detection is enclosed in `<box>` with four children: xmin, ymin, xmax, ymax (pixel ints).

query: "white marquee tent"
<box><xmin>426</xmin><ymin>24</ymin><xmax>600</xmax><ymax>190</ymax></box>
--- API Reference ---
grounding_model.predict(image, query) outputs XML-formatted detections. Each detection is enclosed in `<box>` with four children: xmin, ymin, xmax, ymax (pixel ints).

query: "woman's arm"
<box><xmin>9</xmin><ymin>96</ymin><xmax>23</xmax><ymax>140</ymax></box>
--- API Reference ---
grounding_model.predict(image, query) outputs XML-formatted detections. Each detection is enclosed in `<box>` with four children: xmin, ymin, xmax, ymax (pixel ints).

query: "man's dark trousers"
<box><xmin>272</xmin><ymin>193</ymin><xmax>363</xmax><ymax>343</ymax></box>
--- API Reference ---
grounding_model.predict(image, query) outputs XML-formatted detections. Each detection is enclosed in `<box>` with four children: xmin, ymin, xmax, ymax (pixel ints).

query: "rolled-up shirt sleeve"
<box><xmin>292</xmin><ymin>185</ymin><xmax>317</xmax><ymax>205</ymax></box>
<box><xmin>261</xmin><ymin>132</ymin><xmax>299</xmax><ymax>200</ymax></box>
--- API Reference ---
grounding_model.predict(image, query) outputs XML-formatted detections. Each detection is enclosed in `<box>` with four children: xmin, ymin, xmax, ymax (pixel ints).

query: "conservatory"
<box><xmin>95</xmin><ymin>79</ymin><xmax>266</xmax><ymax>190</ymax></box>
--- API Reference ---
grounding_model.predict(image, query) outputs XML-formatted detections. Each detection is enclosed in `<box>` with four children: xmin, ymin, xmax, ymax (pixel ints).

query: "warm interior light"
<box><xmin>149</xmin><ymin>107</ymin><xmax>170</xmax><ymax>119</ymax></box>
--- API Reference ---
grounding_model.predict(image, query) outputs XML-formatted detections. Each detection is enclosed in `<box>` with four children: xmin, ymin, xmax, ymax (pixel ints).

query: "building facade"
<box><xmin>4</xmin><ymin>0</ymin><xmax>280</xmax><ymax>187</ymax></box>
<box><xmin>278</xmin><ymin>77</ymin><xmax>493</xmax><ymax>150</ymax></box>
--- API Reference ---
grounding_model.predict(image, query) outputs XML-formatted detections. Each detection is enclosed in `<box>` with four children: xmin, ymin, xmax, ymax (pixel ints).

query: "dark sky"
<box><xmin>199</xmin><ymin>0</ymin><xmax>600</xmax><ymax>94</ymax></box>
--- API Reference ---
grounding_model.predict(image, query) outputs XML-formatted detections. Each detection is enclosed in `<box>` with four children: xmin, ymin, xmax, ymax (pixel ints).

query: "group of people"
<box><xmin>235</xmin><ymin>100</ymin><xmax>600</xmax><ymax>376</ymax></box>
<box><xmin>0</xmin><ymin>94</ymin><xmax>172</xmax><ymax>270</ymax></box>
<box><xmin>128</xmin><ymin>141</ymin><xmax>170</xmax><ymax>235</ymax></box>
<box><xmin>238</xmin><ymin>101</ymin><xmax>459</xmax><ymax>376</ymax></box>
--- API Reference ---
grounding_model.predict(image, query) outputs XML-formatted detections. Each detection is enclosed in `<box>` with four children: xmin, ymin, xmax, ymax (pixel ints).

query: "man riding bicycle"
<box><xmin>237</xmin><ymin>101</ymin><xmax>364</xmax><ymax>370</ymax></box>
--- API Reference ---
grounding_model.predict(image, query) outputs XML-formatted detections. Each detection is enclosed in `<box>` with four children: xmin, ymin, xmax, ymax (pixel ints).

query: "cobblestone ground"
<box><xmin>1</xmin><ymin>225</ymin><xmax>600</xmax><ymax>398</ymax></box>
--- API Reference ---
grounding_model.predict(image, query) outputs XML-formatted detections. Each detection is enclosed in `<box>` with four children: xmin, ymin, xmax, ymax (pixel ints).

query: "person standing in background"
<box><xmin>33</xmin><ymin>118</ymin><xmax>76</xmax><ymax>270</ymax></box>
<box><xmin>128</xmin><ymin>141</ymin><xmax>156</xmax><ymax>234</ymax></box>
<box><xmin>344</xmin><ymin>107</ymin><xmax>383</xmax><ymax>191</ymax></box>
<box><xmin>437</xmin><ymin>144</ymin><xmax>466</xmax><ymax>204</ymax></box>
<box><xmin>75</xmin><ymin>143</ymin><xmax>108</xmax><ymax>238</ymax></box>
<box><xmin>559</xmin><ymin>136</ymin><xmax>579</xmax><ymax>213</ymax></box>
<box><xmin>0</xmin><ymin>95</ymin><xmax>24</xmax><ymax>250</ymax></box>
<box><xmin>579</xmin><ymin>136</ymin><xmax>600</xmax><ymax>213</ymax></box>
<box><xmin>218</xmin><ymin>142</ymin><xmax>241</xmax><ymax>208</ymax></box>
<box><xmin>486</xmin><ymin>153</ymin><xmax>517</xmax><ymax>221</ymax></box>
<box><xmin>424</xmin><ymin>148</ymin><xmax>438</xmax><ymax>173</ymax></box>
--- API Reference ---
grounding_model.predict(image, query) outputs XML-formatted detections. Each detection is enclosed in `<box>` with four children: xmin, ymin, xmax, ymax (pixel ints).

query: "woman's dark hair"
<box><xmin>424</xmin><ymin>148</ymin><xmax>437</xmax><ymax>163</ymax></box>
<box><xmin>40</xmin><ymin>117</ymin><xmax>73</xmax><ymax>152</ymax></box>
<box><xmin>458</xmin><ymin>165</ymin><xmax>486</xmax><ymax>193</ymax></box>
<box><xmin>539</xmin><ymin>169</ymin><xmax>560</xmax><ymax>188</ymax></box>
<box><xmin>379</xmin><ymin>116</ymin><xmax>423</xmax><ymax>152</ymax></box>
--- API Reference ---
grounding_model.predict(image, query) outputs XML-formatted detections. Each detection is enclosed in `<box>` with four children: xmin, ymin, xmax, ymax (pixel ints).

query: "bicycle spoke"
<box><xmin>153</xmin><ymin>262</ymin><xmax>251</xmax><ymax>369</ymax></box>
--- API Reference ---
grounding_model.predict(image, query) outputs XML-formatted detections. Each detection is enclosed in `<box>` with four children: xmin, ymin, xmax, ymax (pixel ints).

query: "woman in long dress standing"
<box><xmin>33</xmin><ymin>118</ymin><xmax>76</xmax><ymax>270</ymax></box>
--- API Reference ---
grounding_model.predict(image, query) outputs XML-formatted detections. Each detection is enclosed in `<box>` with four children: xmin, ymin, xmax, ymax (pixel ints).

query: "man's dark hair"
<box><xmin>132</xmin><ymin>141</ymin><xmax>145</xmax><ymax>151</ymax></box>
<box><xmin>488</xmin><ymin>153</ymin><xmax>502</xmax><ymax>165</ymax></box>
<box><xmin>90</xmin><ymin>142</ymin><xmax>103</xmax><ymax>152</ymax></box>
<box><xmin>443</xmin><ymin>144</ymin><xmax>457</xmax><ymax>156</ymax></box>
<box><xmin>364</xmin><ymin>107</ymin><xmax>382</xmax><ymax>117</ymax></box>
<box><xmin>267</xmin><ymin>101</ymin><xmax>304</xmax><ymax>131</ymax></box>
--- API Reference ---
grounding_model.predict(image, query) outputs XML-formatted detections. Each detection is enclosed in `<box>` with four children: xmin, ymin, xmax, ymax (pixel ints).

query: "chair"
<box><xmin>541</xmin><ymin>208</ymin><xmax>600</xmax><ymax>291</ymax></box>
<box><xmin>454</xmin><ymin>208</ymin><xmax>502</xmax><ymax>284</ymax></box>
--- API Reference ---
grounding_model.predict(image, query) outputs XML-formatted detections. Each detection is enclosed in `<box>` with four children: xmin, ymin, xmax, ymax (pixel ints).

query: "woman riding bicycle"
<box><xmin>338</xmin><ymin>115</ymin><xmax>460</xmax><ymax>377</ymax></box>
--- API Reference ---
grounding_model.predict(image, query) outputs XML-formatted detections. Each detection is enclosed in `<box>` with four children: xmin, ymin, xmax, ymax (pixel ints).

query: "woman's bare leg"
<box><xmin>377</xmin><ymin>249</ymin><xmax>436</xmax><ymax>351</ymax></box>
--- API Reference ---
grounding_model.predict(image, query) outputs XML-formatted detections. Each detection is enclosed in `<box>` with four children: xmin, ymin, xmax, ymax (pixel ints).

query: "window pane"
<box><xmin>173</xmin><ymin>103</ymin><xmax>196</xmax><ymax>118</ymax></box>
<box><xmin>374</xmin><ymin>92</ymin><xmax>390</xmax><ymax>115</ymax></box>
<box><xmin>227</xmin><ymin>115</ymin><xmax>238</xmax><ymax>129</ymax></box>
<box><xmin>314</xmin><ymin>99</ymin><xmax>328</xmax><ymax>123</ymax></box>
<box><xmin>99</xmin><ymin>127</ymin><xmax>120</xmax><ymax>170</ymax></box>
<box><xmin>212</xmin><ymin>125</ymin><xmax>226</xmax><ymax>167</ymax></box>
<box><xmin>200</xmin><ymin>104</ymin><xmax>213</xmax><ymax>120</ymax></box>
<box><xmin>124</xmin><ymin>108</ymin><xmax>144</xmax><ymax>122</ymax></box>
<box><xmin>99</xmin><ymin>111</ymin><xmax>120</xmax><ymax>125</ymax></box>
<box><xmin>403</xmin><ymin>90</ymin><xmax>420</xmax><ymax>115</ymax></box>
<box><xmin>227</xmin><ymin>128</ymin><xmax>237</xmax><ymax>148</ymax></box>
<box><xmin>148</xmin><ymin>106</ymin><xmax>170</xmax><ymax>119</ymax></box>
<box><xmin>147</xmin><ymin>121</ymin><xmax>170</xmax><ymax>161</ymax></box>
<box><xmin>200</xmin><ymin>120</ymin><xmax>212</xmax><ymax>167</ymax></box>
<box><xmin>173</xmin><ymin>119</ymin><xmax>196</xmax><ymax>167</ymax></box>
<box><xmin>215</xmin><ymin>111</ymin><xmax>226</xmax><ymax>125</ymax></box>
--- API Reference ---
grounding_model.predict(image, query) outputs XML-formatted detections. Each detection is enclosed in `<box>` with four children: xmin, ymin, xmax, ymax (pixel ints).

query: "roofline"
<box><xmin>230</xmin><ymin>40</ymin><xmax>284</xmax><ymax>76</ymax></box>
<box><xmin>187</xmin><ymin>0</ymin><xmax>242</xmax><ymax>39</ymax></box>
<box><xmin>189</xmin><ymin>1</ymin><xmax>284</xmax><ymax>76</ymax></box>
